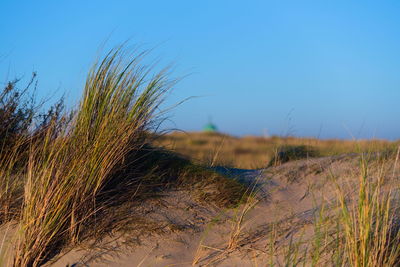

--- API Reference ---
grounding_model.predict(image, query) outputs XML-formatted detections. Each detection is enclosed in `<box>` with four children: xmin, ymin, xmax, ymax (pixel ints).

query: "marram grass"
<box><xmin>336</xmin><ymin>156</ymin><xmax>400</xmax><ymax>267</ymax></box>
<box><xmin>13</xmin><ymin>47</ymin><xmax>174</xmax><ymax>266</ymax></box>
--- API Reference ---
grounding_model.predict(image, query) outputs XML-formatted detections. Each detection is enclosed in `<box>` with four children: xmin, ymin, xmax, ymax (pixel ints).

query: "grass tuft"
<box><xmin>336</xmin><ymin>155</ymin><xmax>400</xmax><ymax>267</ymax></box>
<box><xmin>13</xmin><ymin>46</ymin><xmax>174</xmax><ymax>266</ymax></box>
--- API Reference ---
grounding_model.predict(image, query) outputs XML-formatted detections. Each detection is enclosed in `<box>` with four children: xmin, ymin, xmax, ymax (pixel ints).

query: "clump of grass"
<box><xmin>268</xmin><ymin>145</ymin><xmax>319</xmax><ymax>167</ymax></box>
<box><xmin>336</xmin><ymin>156</ymin><xmax>400</xmax><ymax>266</ymax></box>
<box><xmin>0</xmin><ymin>74</ymin><xmax>64</xmax><ymax>223</ymax></box>
<box><xmin>13</xmin><ymin>46</ymin><xmax>174</xmax><ymax>266</ymax></box>
<box><xmin>0</xmin><ymin>138</ymin><xmax>25</xmax><ymax>223</ymax></box>
<box><xmin>0</xmin><ymin>75</ymin><xmax>36</xmax><ymax>216</ymax></box>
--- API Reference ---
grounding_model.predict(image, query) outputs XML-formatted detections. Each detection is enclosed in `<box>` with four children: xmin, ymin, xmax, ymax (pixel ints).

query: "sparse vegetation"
<box><xmin>335</xmin><ymin>155</ymin><xmax>400</xmax><ymax>266</ymax></box>
<box><xmin>192</xmin><ymin>151</ymin><xmax>400</xmax><ymax>266</ymax></box>
<box><xmin>155</xmin><ymin>131</ymin><xmax>399</xmax><ymax>169</ymax></box>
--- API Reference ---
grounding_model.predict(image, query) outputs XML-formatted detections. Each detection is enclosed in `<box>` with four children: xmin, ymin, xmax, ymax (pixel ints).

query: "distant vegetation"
<box><xmin>156</xmin><ymin>132</ymin><xmax>399</xmax><ymax>169</ymax></box>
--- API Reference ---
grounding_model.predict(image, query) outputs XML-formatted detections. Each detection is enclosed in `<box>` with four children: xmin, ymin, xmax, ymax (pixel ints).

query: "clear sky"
<box><xmin>1</xmin><ymin>0</ymin><xmax>399</xmax><ymax>139</ymax></box>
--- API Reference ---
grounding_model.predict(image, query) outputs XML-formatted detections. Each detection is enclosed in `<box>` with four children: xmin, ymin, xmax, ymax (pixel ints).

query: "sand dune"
<box><xmin>44</xmin><ymin>153</ymin><xmax>400</xmax><ymax>266</ymax></box>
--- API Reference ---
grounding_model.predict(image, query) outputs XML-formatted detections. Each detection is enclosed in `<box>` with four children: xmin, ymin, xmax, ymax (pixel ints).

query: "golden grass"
<box><xmin>12</xmin><ymin>46</ymin><xmax>175</xmax><ymax>266</ymax></box>
<box><xmin>0</xmin><ymin>137</ymin><xmax>25</xmax><ymax>223</ymax></box>
<box><xmin>155</xmin><ymin>131</ymin><xmax>399</xmax><ymax>169</ymax></box>
<box><xmin>336</xmin><ymin>154</ymin><xmax>400</xmax><ymax>266</ymax></box>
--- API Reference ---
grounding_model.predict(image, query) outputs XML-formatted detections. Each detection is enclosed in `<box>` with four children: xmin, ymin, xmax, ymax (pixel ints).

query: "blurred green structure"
<box><xmin>203</xmin><ymin>120</ymin><xmax>218</xmax><ymax>132</ymax></box>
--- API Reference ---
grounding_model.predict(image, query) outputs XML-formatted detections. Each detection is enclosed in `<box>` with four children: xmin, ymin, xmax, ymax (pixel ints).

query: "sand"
<box><xmin>3</xmin><ymin>154</ymin><xmax>398</xmax><ymax>266</ymax></box>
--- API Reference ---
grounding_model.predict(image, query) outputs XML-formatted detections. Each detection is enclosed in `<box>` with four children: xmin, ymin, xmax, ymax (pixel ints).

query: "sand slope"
<box><xmin>51</xmin><ymin>154</ymin><xmax>398</xmax><ymax>266</ymax></box>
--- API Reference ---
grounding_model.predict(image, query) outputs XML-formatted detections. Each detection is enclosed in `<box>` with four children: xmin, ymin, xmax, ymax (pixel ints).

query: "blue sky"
<box><xmin>1</xmin><ymin>1</ymin><xmax>399</xmax><ymax>139</ymax></box>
